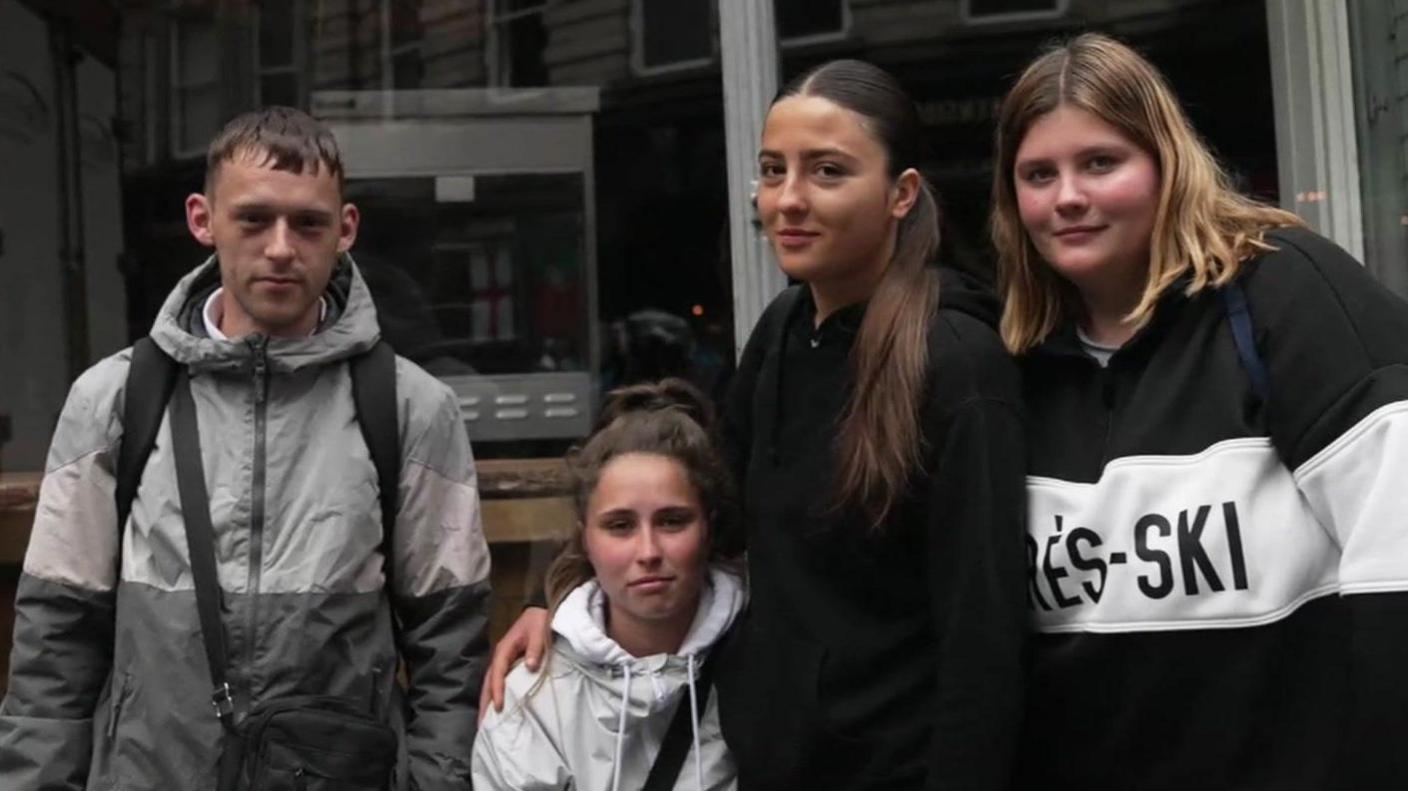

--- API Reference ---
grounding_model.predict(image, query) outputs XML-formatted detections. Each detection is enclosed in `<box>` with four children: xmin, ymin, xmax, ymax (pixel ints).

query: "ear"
<box><xmin>890</xmin><ymin>168</ymin><xmax>922</xmax><ymax>221</ymax></box>
<box><xmin>185</xmin><ymin>193</ymin><xmax>215</xmax><ymax>247</ymax></box>
<box><xmin>337</xmin><ymin>202</ymin><xmax>360</xmax><ymax>254</ymax></box>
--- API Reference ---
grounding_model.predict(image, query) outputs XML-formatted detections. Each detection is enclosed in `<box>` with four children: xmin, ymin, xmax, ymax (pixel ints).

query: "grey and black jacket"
<box><xmin>0</xmin><ymin>256</ymin><xmax>492</xmax><ymax>790</ymax></box>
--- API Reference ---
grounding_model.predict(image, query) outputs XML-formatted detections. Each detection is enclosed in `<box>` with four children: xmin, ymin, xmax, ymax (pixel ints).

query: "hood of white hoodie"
<box><xmin>552</xmin><ymin>565</ymin><xmax>745</xmax><ymax>668</ymax></box>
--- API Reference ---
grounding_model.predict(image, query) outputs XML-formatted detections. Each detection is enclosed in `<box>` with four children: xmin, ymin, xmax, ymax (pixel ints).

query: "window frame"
<box><xmin>776</xmin><ymin>0</ymin><xmax>851</xmax><ymax>48</ymax></box>
<box><xmin>167</xmin><ymin>15</ymin><xmax>223</xmax><ymax>160</ymax></box>
<box><xmin>959</xmin><ymin>0</ymin><xmax>1069</xmax><ymax>26</ymax></box>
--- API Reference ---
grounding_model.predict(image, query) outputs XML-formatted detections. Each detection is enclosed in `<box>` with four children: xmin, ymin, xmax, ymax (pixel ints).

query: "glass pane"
<box><xmin>260</xmin><ymin>73</ymin><xmax>299</xmax><ymax>107</ymax></box>
<box><xmin>349</xmin><ymin>173</ymin><xmax>589</xmax><ymax>377</ymax></box>
<box><xmin>175</xmin><ymin>86</ymin><xmax>221</xmax><ymax>154</ymax></box>
<box><xmin>390</xmin><ymin>0</ymin><xmax>421</xmax><ymax>47</ymax></box>
<box><xmin>776</xmin><ymin>0</ymin><xmax>843</xmax><ymax>40</ymax></box>
<box><xmin>639</xmin><ymin>0</ymin><xmax>710</xmax><ymax>69</ymax></box>
<box><xmin>176</xmin><ymin>22</ymin><xmax>220</xmax><ymax>85</ymax></box>
<box><xmin>503</xmin><ymin>0</ymin><xmax>548</xmax><ymax>15</ymax></box>
<box><xmin>259</xmin><ymin>1</ymin><xmax>295</xmax><ymax>67</ymax></box>
<box><xmin>501</xmin><ymin>14</ymin><xmax>548</xmax><ymax>86</ymax></box>
<box><xmin>965</xmin><ymin>0</ymin><xmax>1061</xmax><ymax>17</ymax></box>
<box><xmin>392</xmin><ymin>49</ymin><xmax>423</xmax><ymax>89</ymax></box>
<box><xmin>1349</xmin><ymin>0</ymin><xmax>1408</xmax><ymax>296</ymax></box>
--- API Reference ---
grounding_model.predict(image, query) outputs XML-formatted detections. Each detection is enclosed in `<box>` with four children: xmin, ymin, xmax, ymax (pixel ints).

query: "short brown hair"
<box><xmin>205</xmin><ymin>105</ymin><xmax>345</xmax><ymax>196</ymax></box>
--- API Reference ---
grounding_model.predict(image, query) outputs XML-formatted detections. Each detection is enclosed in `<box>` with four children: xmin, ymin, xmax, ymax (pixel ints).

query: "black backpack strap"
<box><xmin>167</xmin><ymin>368</ymin><xmax>238</xmax><ymax>727</ymax></box>
<box><xmin>350</xmin><ymin>341</ymin><xmax>401</xmax><ymax>596</ymax></box>
<box><xmin>116</xmin><ymin>338</ymin><xmax>179</xmax><ymax>534</ymax></box>
<box><xmin>1220</xmin><ymin>280</ymin><xmax>1271</xmax><ymax>403</ymax></box>
<box><xmin>642</xmin><ymin>651</ymin><xmax>719</xmax><ymax>791</ymax></box>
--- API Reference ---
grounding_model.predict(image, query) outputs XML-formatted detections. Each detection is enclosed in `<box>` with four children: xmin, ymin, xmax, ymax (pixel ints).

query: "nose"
<box><xmin>634</xmin><ymin>527</ymin><xmax>663</xmax><ymax>567</ymax></box>
<box><xmin>776</xmin><ymin>171</ymin><xmax>808</xmax><ymax>216</ymax></box>
<box><xmin>264</xmin><ymin>218</ymin><xmax>296</xmax><ymax>263</ymax></box>
<box><xmin>1054</xmin><ymin>172</ymin><xmax>1089</xmax><ymax>216</ymax></box>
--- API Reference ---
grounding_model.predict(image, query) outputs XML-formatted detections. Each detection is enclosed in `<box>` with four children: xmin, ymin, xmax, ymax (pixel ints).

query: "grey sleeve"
<box><xmin>0</xmin><ymin>356</ymin><xmax>127</xmax><ymax>790</ymax></box>
<box><xmin>391</xmin><ymin>369</ymin><xmax>492</xmax><ymax>791</ymax></box>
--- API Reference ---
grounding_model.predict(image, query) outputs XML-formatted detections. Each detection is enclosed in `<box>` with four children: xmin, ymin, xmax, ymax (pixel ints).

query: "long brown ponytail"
<box><xmin>779</xmin><ymin>60</ymin><xmax>942</xmax><ymax>530</ymax></box>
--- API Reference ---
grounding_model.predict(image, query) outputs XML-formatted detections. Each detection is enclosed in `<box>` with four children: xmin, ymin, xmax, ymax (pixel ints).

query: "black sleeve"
<box><xmin>922</xmin><ymin>336</ymin><xmax>1028</xmax><ymax>790</ymax></box>
<box><xmin>1246</xmin><ymin>228</ymin><xmax>1408</xmax><ymax>786</ymax></box>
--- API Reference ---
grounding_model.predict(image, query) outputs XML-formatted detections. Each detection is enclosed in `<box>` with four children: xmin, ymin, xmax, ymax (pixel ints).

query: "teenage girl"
<box><xmin>995</xmin><ymin>32</ymin><xmax>1408</xmax><ymax>789</ymax></box>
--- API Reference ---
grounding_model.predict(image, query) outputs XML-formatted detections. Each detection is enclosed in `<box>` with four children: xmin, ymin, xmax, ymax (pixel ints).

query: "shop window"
<box><xmin>169</xmin><ymin>17</ymin><xmax>221</xmax><ymax>158</ymax></box>
<box><xmin>632</xmin><ymin>0</ymin><xmax>712</xmax><ymax>75</ymax></box>
<box><xmin>256</xmin><ymin>0</ymin><xmax>307</xmax><ymax>107</ymax></box>
<box><xmin>488</xmin><ymin>0</ymin><xmax>549</xmax><ymax>87</ymax></box>
<box><xmin>776</xmin><ymin>0</ymin><xmax>848</xmax><ymax>45</ymax></box>
<box><xmin>961</xmin><ymin>0</ymin><xmax>1067</xmax><ymax>24</ymax></box>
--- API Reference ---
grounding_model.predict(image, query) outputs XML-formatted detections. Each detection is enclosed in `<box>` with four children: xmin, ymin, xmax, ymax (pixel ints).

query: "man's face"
<box><xmin>185</xmin><ymin>151</ymin><xmax>359</xmax><ymax>338</ymax></box>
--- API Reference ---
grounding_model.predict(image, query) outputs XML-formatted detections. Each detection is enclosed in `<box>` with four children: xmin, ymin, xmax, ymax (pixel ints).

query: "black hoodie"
<box><xmin>1017</xmin><ymin>227</ymin><xmax>1408</xmax><ymax>789</ymax></box>
<box><xmin>715</xmin><ymin>267</ymin><xmax>1027</xmax><ymax>790</ymax></box>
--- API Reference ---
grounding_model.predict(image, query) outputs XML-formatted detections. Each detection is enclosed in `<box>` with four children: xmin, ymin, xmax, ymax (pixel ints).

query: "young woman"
<box><xmin>471</xmin><ymin>379</ymin><xmax>745</xmax><ymax>790</ymax></box>
<box><xmin>995</xmin><ymin>32</ymin><xmax>1408</xmax><ymax>789</ymax></box>
<box><xmin>485</xmin><ymin>59</ymin><xmax>1027</xmax><ymax>790</ymax></box>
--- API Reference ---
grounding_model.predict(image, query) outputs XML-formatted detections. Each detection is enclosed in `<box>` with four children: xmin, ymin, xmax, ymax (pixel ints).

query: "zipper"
<box><xmin>105</xmin><ymin>672</ymin><xmax>131</xmax><ymax>738</ymax></box>
<box><xmin>246</xmin><ymin>335</ymin><xmax>269</xmax><ymax>689</ymax></box>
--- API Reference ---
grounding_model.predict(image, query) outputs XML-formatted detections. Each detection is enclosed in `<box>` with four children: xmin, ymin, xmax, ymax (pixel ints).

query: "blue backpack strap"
<box><xmin>1221</xmin><ymin>280</ymin><xmax>1270</xmax><ymax>402</ymax></box>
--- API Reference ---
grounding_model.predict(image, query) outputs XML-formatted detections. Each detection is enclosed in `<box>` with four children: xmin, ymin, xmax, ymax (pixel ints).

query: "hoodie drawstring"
<box><xmin>611</xmin><ymin>664</ymin><xmax>633</xmax><ymax>791</ymax></box>
<box><xmin>687</xmin><ymin>654</ymin><xmax>704</xmax><ymax>791</ymax></box>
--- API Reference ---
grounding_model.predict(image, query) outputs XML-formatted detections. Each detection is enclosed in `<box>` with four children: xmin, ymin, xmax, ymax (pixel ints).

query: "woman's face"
<box><xmin>584</xmin><ymin>453</ymin><xmax>709</xmax><ymax>638</ymax></box>
<box><xmin>756</xmin><ymin>95</ymin><xmax>915</xmax><ymax>293</ymax></box>
<box><xmin>1013</xmin><ymin>104</ymin><xmax>1161</xmax><ymax>303</ymax></box>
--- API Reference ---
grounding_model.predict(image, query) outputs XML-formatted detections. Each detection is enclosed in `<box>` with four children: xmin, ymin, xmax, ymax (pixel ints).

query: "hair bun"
<box><xmin>595</xmin><ymin>378</ymin><xmax>715</xmax><ymax>433</ymax></box>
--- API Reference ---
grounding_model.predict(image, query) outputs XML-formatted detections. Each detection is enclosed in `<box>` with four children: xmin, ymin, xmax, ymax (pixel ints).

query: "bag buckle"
<box><xmin>211</xmin><ymin>682</ymin><xmax>235</xmax><ymax>722</ymax></box>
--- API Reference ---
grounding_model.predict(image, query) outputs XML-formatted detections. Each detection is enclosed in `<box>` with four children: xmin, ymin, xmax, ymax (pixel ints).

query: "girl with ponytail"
<box><xmin>485</xmin><ymin>60</ymin><xmax>1026</xmax><ymax>790</ymax></box>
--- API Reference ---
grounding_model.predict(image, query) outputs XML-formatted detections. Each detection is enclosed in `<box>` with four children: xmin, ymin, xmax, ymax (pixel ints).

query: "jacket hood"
<box><xmin>936</xmin><ymin>265</ymin><xmax>1002</xmax><ymax>330</ymax></box>
<box><xmin>552</xmin><ymin>565</ymin><xmax>745</xmax><ymax>668</ymax></box>
<box><xmin>148</xmin><ymin>254</ymin><xmax>381</xmax><ymax>373</ymax></box>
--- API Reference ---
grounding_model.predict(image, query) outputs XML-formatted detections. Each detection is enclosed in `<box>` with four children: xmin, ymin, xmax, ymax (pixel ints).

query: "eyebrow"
<box><xmin>1015</xmin><ymin>142</ymin><xmax>1131</xmax><ymax>166</ymax></box>
<box><xmin>758</xmin><ymin>147</ymin><xmax>858</xmax><ymax>161</ymax></box>
<box><xmin>229</xmin><ymin>201</ymin><xmax>334</xmax><ymax>221</ymax></box>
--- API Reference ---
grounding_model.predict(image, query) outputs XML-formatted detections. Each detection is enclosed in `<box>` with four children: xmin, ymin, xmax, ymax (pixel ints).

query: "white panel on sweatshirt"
<box><xmin>1293</xmin><ymin>400</ymin><xmax>1408</xmax><ymax>595</ymax></box>
<box><xmin>1027</xmin><ymin>437</ymin><xmax>1340</xmax><ymax>634</ymax></box>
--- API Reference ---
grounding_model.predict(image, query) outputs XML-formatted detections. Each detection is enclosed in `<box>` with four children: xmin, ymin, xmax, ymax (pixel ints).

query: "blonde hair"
<box><xmin>991</xmin><ymin>33</ymin><xmax>1305</xmax><ymax>353</ymax></box>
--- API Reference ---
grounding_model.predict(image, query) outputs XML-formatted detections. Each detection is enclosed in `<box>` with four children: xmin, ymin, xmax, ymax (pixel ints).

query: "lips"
<box><xmin>628</xmin><ymin>575</ymin><xmax>675</xmax><ymax>592</ymax></box>
<box><xmin>775</xmin><ymin>228</ymin><xmax>820</xmax><ymax>249</ymax></box>
<box><xmin>254</xmin><ymin>276</ymin><xmax>302</xmax><ymax>289</ymax></box>
<box><xmin>1053</xmin><ymin>225</ymin><xmax>1107</xmax><ymax>238</ymax></box>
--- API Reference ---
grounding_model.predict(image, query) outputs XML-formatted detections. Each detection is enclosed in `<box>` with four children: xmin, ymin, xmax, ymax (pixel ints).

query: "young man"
<box><xmin>0</xmin><ymin>107</ymin><xmax>490</xmax><ymax>790</ymax></box>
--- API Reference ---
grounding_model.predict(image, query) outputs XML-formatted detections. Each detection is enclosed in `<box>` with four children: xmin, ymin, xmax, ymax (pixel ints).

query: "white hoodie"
<box><xmin>472</xmin><ymin>566</ymin><xmax>746</xmax><ymax>791</ymax></box>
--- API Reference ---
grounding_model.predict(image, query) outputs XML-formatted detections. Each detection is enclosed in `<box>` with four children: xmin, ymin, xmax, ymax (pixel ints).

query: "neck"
<box><xmin>809</xmin><ymin>251</ymin><xmax>893</xmax><ymax>328</ymax></box>
<box><xmin>218</xmin><ymin>290</ymin><xmax>320</xmax><ymax>340</ymax></box>
<box><xmin>1076</xmin><ymin>277</ymin><xmax>1144</xmax><ymax>348</ymax></box>
<box><xmin>605</xmin><ymin>599</ymin><xmax>697</xmax><ymax>658</ymax></box>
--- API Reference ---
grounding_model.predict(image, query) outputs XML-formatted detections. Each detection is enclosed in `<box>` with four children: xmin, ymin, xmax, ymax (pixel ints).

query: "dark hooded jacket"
<box><xmin>715</xmin><ymin>267</ymin><xmax>1027</xmax><ymax>790</ymax></box>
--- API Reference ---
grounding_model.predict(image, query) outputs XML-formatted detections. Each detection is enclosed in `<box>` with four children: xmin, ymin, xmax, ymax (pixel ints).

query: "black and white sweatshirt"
<box><xmin>716</xmin><ymin>268</ymin><xmax>1027</xmax><ymax>791</ymax></box>
<box><xmin>1017</xmin><ymin>227</ymin><xmax>1408</xmax><ymax>789</ymax></box>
